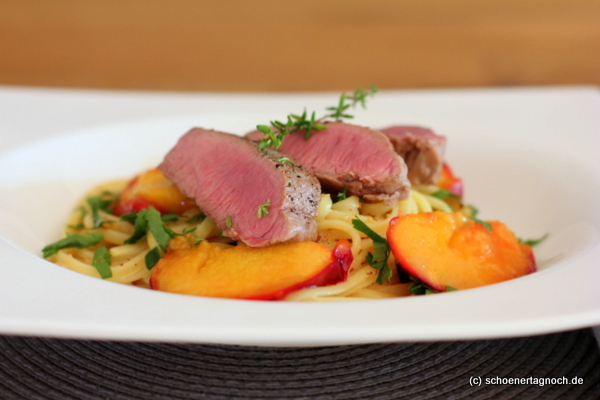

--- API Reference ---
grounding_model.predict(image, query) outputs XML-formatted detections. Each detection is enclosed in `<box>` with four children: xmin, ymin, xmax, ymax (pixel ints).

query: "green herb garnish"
<box><xmin>470</xmin><ymin>216</ymin><xmax>492</xmax><ymax>231</ymax></box>
<box><xmin>146</xmin><ymin>207</ymin><xmax>173</xmax><ymax>252</ymax></box>
<box><xmin>187</xmin><ymin>213</ymin><xmax>206</xmax><ymax>224</ymax></box>
<box><xmin>119</xmin><ymin>212</ymin><xmax>138</xmax><ymax>224</ymax></box>
<box><xmin>123</xmin><ymin>207</ymin><xmax>176</xmax><ymax>252</ymax></box>
<box><xmin>351</xmin><ymin>217</ymin><xmax>392</xmax><ymax>284</ymax></box>
<box><xmin>257</xmin><ymin>200</ymin><xmax>271</xmax><ymax>219</ymax></box>
<box><xmin>467</xmin><ymin>205</ymin><xmax>479</xmax><ymax>218</ymax></box>
<box><xmin>42</xmin><ymin>233</ymin><xmax>104</xmax><ymax>258</ymax></box>
<box><xmin>124</xmin><ymin>209</ymin><xmax>149</xmax><ymax>245</ymax></box>
<box><xmin>278</xmin><ymin>157</ymin><xmax>296</xmax><ymax>166</ymax></box>
<box><xmin>257</xmin><ymin>85</ymin><xmax>378</xmax><ymax>151</ymax></box>
<box><xmin>161</xmin><ymin>213</ymin><xmax>185</xmax><ymax>222</ymax></box>
<box><xmin>86</xmin><ymin>196</ymin><xmax>113</xmax><ymax>229</ymax></box>
<box><xmin>144</xmin><ymin>247</ymin><xmax>162</xmax><ymax>270</ymax></box>
<box><xmin>335</xmin><ymin>186</ymin><xmax>348</xmax><ymax>203</ymax></box>
<box><xmin>92</xmin><ymin>246</ymin><xmax>112</xmax><ymax>279</ymax></box>
<box><xmin>225</xmin><ymin>215</ymin><xmax>233</xmax><ymax>228</ymax></box>
<box><xmin>431</xmin><ymin>189</ymin><xmax>459</xmax><ymax>201</ymax></box>
<box><xmin>520</xmin><ymin>233</ymin><xmax>549</xmax><ymax>247</ymax></box>
<box><xmin>398</xmin><ymin>267</ymin><xmax>457</xmax><ymax>295</ymax></box>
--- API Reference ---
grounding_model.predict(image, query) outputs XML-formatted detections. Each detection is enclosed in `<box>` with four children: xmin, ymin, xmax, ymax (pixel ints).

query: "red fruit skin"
<box><xmin>112</xmin><ymin>170</ymin><xmax>194</xmax><ymax>216</ymax></box>
<box><xmin>112</xmin><ymin>176</ymin><xmax>168</xmax><ymax>216</ymax></box>
<box><xmin>113</xmin><ymin>196</ymin><xmax>166</xmax><ymax>216</ymax></box>
<box><xmin>437</xmin><ymin>163</ymin><xmax>463</xmax><ymax>198</ymax></box>
<box><xmin>244</xmin><ymin>239</ymin><xmax>354</xmax><ymax>301</ymax></box>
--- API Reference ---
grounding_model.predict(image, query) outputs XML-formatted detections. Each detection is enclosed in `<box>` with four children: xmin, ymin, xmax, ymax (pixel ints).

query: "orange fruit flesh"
<box><xmin>114</xmin><ymin>169</ymin><xmax>195</xmax><ymax>215</ymax></box>
<box><xmin>150</xmin><ymin>240</ymin><xmax>351</xmax><ymax>300</ymax></box>
<box><xmin>436</xmin><ymin>163</ymin><xmax>463</xmax><ymax>198</ymax></box>
<box><xmin>387</xmin><ymin>212</ymin><xmax>535</xmax><ymax>291</ymax></box>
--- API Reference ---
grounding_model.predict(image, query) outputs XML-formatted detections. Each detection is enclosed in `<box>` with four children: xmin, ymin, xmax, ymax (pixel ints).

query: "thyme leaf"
<box><xmin>257</xmin><ymin>199</ymin><xmax>271</xmax><ymax>219</ymax></box>
<box><xmin>257</xmin><ymin>84</ymin><xmax>378</xmax><ymax>150</ymax></box>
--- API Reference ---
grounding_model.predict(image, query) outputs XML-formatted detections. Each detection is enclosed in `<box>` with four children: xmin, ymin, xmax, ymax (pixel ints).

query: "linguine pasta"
<box><xmin>46</xmin><ymin>179</ymin><xmax>457</xmax><ymax>300</ymax></box>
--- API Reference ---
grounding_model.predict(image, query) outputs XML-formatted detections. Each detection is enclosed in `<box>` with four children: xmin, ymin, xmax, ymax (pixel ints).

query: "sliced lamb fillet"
<box><xmin>380</xmin><ymin>126</ymin><xmax>447</xmax><ymax>185</ymax></box>
<box><xmin>159</xmin><ymin>128</ymin><xmax>320</xmax><ymax>247</ymax></box>
<box><xmin>247</xmin><ymin>122</ymin><xmax>410</xmax><ymax>205</ymax></box>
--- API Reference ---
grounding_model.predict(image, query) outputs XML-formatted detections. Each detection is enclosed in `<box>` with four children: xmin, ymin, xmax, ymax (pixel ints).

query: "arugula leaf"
<box><xmin>351</xmin><ymin>217</ymin><xmax>392</xmax><ymax>284</ymax></box>
<box><xmin>146</xmin><ymin>207</ymin><xmax>171</xmax><ymax>252</ymax></box>
<box><xmin>42</xmin><ymin>233</ymin><xmax>104</xmax><ymax>258</ymax></box>
<box><xmin>120</xmin><ymin>212</ymin><xmax>138</xmax><ymax>224</ymax></box>
<box><xmin>407</xmin><ymin>275</ymin><xmax>439</xmax><ymax>295</ymax></box>
<box><xmin>430</xmin><ymin>189</ymin><xmax>459</xmax><ymax>201</ymax></box>
<box><xmin>187</xmin><ymin>213</ymin><xmax>206</xmax><ymax>224</ymax></box>
<box><xmin>470</xmin><ymin>216</ymin><xmax>492</xmax><ymax>231</ymax></box>
<box><xmin>67</xmin><ymin>223</ymin><xmax>84</xmax><ymax>230</ymax></box>
<box><xmin>397</xmin><ymin>263</ymin><xmax>458</xmax><ymax>294</ymax></box>
<box><xmin>123</xmin><ymin>207</ymin><xmax>176</xmax><ymax>247</ymax></box>
<box><xmin>520</xmin><ymin>233</ymin><xmax>549</xmax><ymax>247</ymax></box>
<box><xmin>92</xmin><ymin>246</ymin><xmax>112</xmax><ymax>279</ymax></box>
<box><xmin>144</xmin><ymin>247</ymin><xmax>162</xmax><ymax>270</ymax></box>
<box><xmin>467</xmin><ymin>205</ymin><xmax>479</xmax><ymax>218</ymax></box>
<box><xmin>161</xmin><ymin>213</ymin><xmax>185</xmax><ymax>222</ymax></box>
<box><xmin>86</xmin><ymin>196</ymin><xmax>114</xmax><ymax>229</ymax></box>
<box><xmin>124</xmin><ymin>209</ymin><xmax>149</xmax><ymax>245</ymax></box>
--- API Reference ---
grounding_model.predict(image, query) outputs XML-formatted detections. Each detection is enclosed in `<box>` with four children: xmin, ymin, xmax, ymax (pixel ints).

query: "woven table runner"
<box><xmin>1</xmin><ymin>329</ymin><xmax>599</xmax><ymax>399</ymax></box>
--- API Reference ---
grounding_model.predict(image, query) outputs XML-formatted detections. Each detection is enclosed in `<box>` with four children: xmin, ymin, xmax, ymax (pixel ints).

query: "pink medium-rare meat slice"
<box><xmin>380</xmin><ymin>126</ymin><xmax>447</xmax><ymax>185</ymax></box>
<box><xmin>159</xmin><ymin>128</ymin><xmax>320</xmax><ymax>247</ymax></box>
<box><xmin>246</xmin><ymin>122</ymin><xmax>410</xmax><ymax>205</ymax></box>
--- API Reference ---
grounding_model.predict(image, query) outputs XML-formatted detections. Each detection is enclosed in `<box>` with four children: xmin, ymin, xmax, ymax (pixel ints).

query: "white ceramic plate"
<box><xmin>0</xmin><ymin>86</ymin><xmax>599</xmax><ymax>346</ymax></box>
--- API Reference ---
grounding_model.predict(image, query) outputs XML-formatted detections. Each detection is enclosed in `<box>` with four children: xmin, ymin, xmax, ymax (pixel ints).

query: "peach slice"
<box><xmin>113</xmin><ymin>168</ymin><xmax>196</xmax><ymax>215</ymax></box>
<box><xmin>387</xmin><ymin>212</ymin><xmax>535</xmax><ymax>291</ymax></box>
<box><xmin>150</xmin><ymin>239</ymin><xmax>353</xmax><ymax>300</ymax></box>
<box><xmin>436</xmin><ymin>163</ymin><xmax>463</xmax><ymax>198</ymax></box>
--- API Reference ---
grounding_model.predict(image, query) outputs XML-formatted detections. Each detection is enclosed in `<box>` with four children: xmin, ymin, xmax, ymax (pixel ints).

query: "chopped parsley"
<box><xmin>351</xmin><ymin>217</ymin><xmax>392</xmax><ymax>284</ymax></box>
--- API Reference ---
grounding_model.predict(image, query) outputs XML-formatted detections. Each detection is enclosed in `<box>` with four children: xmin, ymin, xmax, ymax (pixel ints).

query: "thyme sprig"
<box><xmin>257</xmin><ymin>84</ymin><xmax>379</xmax><ymax>151</ymax></box>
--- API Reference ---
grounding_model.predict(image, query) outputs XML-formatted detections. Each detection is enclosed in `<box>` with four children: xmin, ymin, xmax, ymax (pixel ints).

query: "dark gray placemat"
<box><xmin>0</xmin><ymin>329</ymin><xmax>599</xmax><ymax>400</ymax></box>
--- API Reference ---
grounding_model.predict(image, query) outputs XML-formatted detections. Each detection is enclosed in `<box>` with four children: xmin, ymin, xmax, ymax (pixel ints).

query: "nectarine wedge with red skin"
<box><xmin>387</xmin><ymin>212</ymin><xmax>535</xmax><ymax>291</ymax></box>
<box><xmin>437</xmin><ymin>163</ymin><xmax>463</xmax><ymax>198</ymax></box>
<box><xmin>113</xmin><ymin>169</ymin><xmax>196</xmax><ymax>216</ymax></box>
<box><xmin>150</xmin><ymin>239</ymin><xmax>353</xmax><ymax>300</ymax></box>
